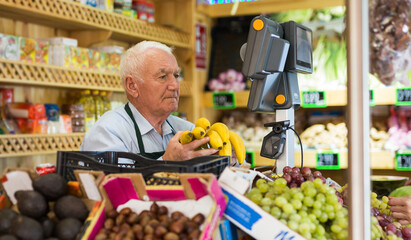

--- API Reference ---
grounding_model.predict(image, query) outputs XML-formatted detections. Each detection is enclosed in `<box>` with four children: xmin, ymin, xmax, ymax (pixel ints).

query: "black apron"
<box><xmin>124</xmin><ymin>103</ymin><xmax>175</xmax><ymax>159</ymax></box>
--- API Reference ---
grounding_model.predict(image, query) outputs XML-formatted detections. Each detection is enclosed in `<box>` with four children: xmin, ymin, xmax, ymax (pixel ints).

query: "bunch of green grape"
<box><xmin>371</xmin><ymin>192</ymin><xmax>391</xmax><ymax>215</ymax></box>
<box><xmin>246</xmin><ymin>178</ymin><xmax>348</xmax><ymax>240</ymax></box>
<box><xmin>371</xmin><ymin>216</ymin><xmax>384</xmax><ymax>240</ymax></box>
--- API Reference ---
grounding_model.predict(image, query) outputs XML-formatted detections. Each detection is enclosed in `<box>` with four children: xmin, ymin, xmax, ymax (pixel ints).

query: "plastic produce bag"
<box><xmin>369</xmin><ymin>0</ymin><xmax>411</xmax><ymax>86</ymax></box>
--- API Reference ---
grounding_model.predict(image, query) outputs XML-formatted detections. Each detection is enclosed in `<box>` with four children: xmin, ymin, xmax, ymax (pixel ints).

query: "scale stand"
<box><xmin>275</xmin><ymin>109</ymin><xmax>295</xmax><ymax>174</ymax></box>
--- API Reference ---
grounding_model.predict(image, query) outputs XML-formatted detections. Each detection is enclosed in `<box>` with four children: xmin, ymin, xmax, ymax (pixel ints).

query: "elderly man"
<box><xmin>81</xmin><ymin>41</ymin><xmax>217</xmax><ymax>161</ymax></box>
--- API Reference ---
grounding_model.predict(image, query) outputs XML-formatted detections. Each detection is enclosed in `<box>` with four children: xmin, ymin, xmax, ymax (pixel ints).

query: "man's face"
<box><xmin>137</xmin><ymin>48</ymin><xmax>180</xmax><ymax>117</ymax></box>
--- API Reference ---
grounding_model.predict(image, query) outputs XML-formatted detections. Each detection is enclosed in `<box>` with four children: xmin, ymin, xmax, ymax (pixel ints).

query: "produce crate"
<box><xmin>56</xmin><ymin>151</ymin><xmax>230</xmax><ymax>183</ymax></box>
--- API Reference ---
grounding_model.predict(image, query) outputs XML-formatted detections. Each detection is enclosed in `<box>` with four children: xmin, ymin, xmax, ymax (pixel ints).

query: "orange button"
<box><xmin>253</xmin><ymin>19</ymin><xmax>264</xmax><ymax>31</ymax></box>
<box><xmin>276</xmin><ymin>94</ymin><xmax>286</xmax><ymax>104</ymax></box>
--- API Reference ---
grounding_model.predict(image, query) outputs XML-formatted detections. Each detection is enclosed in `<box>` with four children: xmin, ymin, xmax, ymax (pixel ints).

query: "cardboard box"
<box><xmin>2</xmin><ymin>35</ymin><xmax>20</xmax><ymax>61</ymax></box>
<box><xmin>218</xmin><ymin>168</ymin><xmax>305</xmax><ymax>240</ymax></box>
<box><xmin>35</xmin><ymin>40</ymin><xmax>49</xmax><ymax>64</ymax></box>
<box><xmin>81</xmin><ymin>173</ymin><xmax>227</xmax><ymax>240</ymax></box>
<box><xmin>20</xmin><ymin>37</ymin><xmax>36</xmax><ymax>63</ymax></box>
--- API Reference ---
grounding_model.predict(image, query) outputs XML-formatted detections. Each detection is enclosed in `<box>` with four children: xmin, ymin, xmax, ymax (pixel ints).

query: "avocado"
<box><xmin>0</xmin><ymin>209</ymin><xmax>18</xmax><ymax>234</ymax></box>
<box><xmin>41</xmin><ymin>217</ymin><xmax>55</xmax><ymax>238</ymax></box>
<box><xmin>0</xmin><ymin>235</ymin><xmax>18</xmax><ymax>240</ymax></box>
<box><xmin>54</xmin><ymin>218</ymin><xmax>82</xmax><ymax>240</ymax></box>
<box><xmin>32</xmin><ymin>173</ymin><xmax>68</xmax><ymax>201</ymax></box>
<box><xmin>10</xmin><ymin>216</ymin><xmax>43</xmax><ymax>240</ymax></box>
<box><xmin>15</xmin><ymin>190</ymin><xmax>48</xmax><ymax>219</ymax></box>
<box><xmin>54</xmin><ymin>195</ymin><xmax>89</xmax><ymax>221</ymax></box>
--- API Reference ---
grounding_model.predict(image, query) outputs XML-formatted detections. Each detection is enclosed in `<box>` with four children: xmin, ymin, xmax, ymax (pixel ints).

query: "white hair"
<box><xmin>120</xmin><ymin>41</ymin><xmax>174</xmax><ymax>88</ymax></box>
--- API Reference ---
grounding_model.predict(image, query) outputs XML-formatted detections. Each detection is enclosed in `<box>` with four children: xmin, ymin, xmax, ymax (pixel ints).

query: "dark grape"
<box><xmin>301</xmin><ymin>167</ymin><xmax>311</xmax><ymax>176</ymax></box>
<box><xmin>382</xmin><ymin>214</ymin><xmax>393</xmax><ymax>223</ymax></box>
<box><xmin>378</xmin><ymin>218</ymin><xmax>389</xmax><ymax>228</ymax></box>
<box><xmin>396</xmin><ymin>230</ymin><xmax>403</xmax><ymax>238</ymax></box>
<box><xmin>306</xmin><ymin>176</ymin><xmax>315</xmax><ymax>182</ymax></box>
<box><xmin>371</xmin><ymin>207</ymin><xmax>380</xmax><ymax>217</ymax></box>
<box><xmin>289</xmin><ymin>182</ymin><xmax>298</xmax><ymax>188</ymax></box>
<box><xmin>402</xmin><ymin>227</ymin><xmax>411</xmax><ymax>238</ymax></box>
<box><xmin>296</xmin><ymin>176</ymin><xmax>305</xmax><ymax>185</ymax></box>
<box><xmin>291</xmin><ymin>172</ymin><xmax>299</xmax><ymax>180</ymax></box>
<box><xmin>283</xmin><ymin>166</ymin><xmax>292</xmax><ymax>174</ymax></box>
<box><xmin>313</xmin><ymin>171</ymin><xmax>322</xmax><ymax>178</ymax></box>
<box><xmin>283</xmin><ymin>174</ymin><xmax>292</xmax><ymax>184</ymax></box>
<box><xmin>386</xmin><ymin>223</ymin><xmax>396</xmax><ymax>233</ymax></box>
<box><xmin>320</xmin><ymin>176</ymin><xmax>326</xmax><ymax>184</ymax></box>
<box><xmin>291</xmin><ymin>166</ymin><xmax>300</xmax><ymax>173</ymax></box>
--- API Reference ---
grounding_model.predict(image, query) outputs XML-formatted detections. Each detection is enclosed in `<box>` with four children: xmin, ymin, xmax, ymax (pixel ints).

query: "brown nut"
<box><xmin>114</xmin><ymin>232</ymin><xmax>124</xmax><ymax>240</ymax></box>
<box><xmin>98</xmin><ymin>227</ymin><xmax>110</xmax><ymax>235</ymax></box>
<box><xmin>127</xmin><ymin>212</ymin><xmax>139</xmax><ymax>224</ymax></box>
<box><xmin>95</xmin><ymin>233</ymin><xmax>107</xmax><ymax>240</ymax></box>
<box><xmin>120</xmin><ymin>207</ymin><xmax>132</xmax><ymax>216</ymax></box>
<box><xmin>120</xmin><ymin>223</ymin><xmax>131</xmax><ymax>234</ymax></box>
<box><xmin>158</xmin><ymin>206</ymin><xmax>168</xmax><ymax>216</ymax></box>
<box><xmin>171</xmin><ymin>211</ymin><xmax>184</xmax><ymax>221</ymax></box>
<box><xmin>143</xmin><ymin>234</ymin><xmax>154</xmax><ymax>240</ymax></box>
<box><xmin>169</xmin><ymin>220</ymin><xmax>184</xmax><ymax>234</ymax></box>
<box><xmin>191</xmin><ymin>213</ymin><xmax>205</xmax><ymax>226</ymax></box>
<box><xmin>144</xmin><ymin>224</ymin><xmax>154</xmax><ymax>235</ymax></box>
<box><xmin>188</xmin><ymin>229</ymin><xmax>201</xmax><ymax>240</ymax></box>
<box><xmin>185</xmin><ymin>221</ymin><xmax>198</xmax><ymax>234</ymax></box>
<box><xmin>179</xmin><ymin>233</ymin><xmax>189</xmax><ymax>240</ymax></box>
<box><xmin>139</xmin><ymin>214</ymin><xmax>150</xmax><ymax>226</ymax></box>
<box><xmin>112</xmin><ymin>225</ymin><xmax>120</xmax><ymax>233</ymax></box>
<box><xmin>104</xmin><ymin>218</ymin><xmax>115</xmax><ymax>229</ymax></box>
<box><xmin>159</xmin><ymin>215</ymin><xmax>171</xmax><ymax>226</ymax></box>
<box><xmin>148</xmin><ymin>219</ymin><xmax>160</xmax><ymax>229</ymax></box>
<box><xmin>135</xmin><ymin>228</ymin><xmax>144</xmax><ymax>240</ymax></box>
<box><xmin>164</xmin><ymin>232</ymin><xmax>179</xmax><ymax>240</ymax></box>
<box><xmin>116</xmin><ymin>214</ymin><xmax>126</xmax><ymax>226</ymax></box>
<box><xmin>126</xmin><ymin>229</ymin><xmax>135</xmax><ymax>239</ymax></box>
<box><xmin>132</xmin><ymin>224</ymin><xmax>143</xmax><ymax>233</ymax></box>
<box><xmin>154</xmin><ymin>225</ymin><xmax>168</xmax><ymax>237</ymax></box>
<box><xmin>150</xmin><ymin>202</ymin><xmax>159</xmax><ymax>214</ymax></box>
<box><xmin>109</xmin><ymin>232</ymin><xmax>116</xmax><ymax>239</ymax></box>
<box><xmin>107</xmin><ymin>209</ymin><xmax>118</xmax><ymax>219</ymax></box>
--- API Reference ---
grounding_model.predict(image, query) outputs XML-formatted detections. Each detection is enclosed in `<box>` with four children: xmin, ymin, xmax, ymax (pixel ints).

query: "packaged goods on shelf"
<box><xmin>0</xmin><ymin>88</ymin><xmax>14</xmax><ymax>107</ymax></box>
<box><xmin>59</xmin><ymin>115</ymin><xmax>73</xmax><ymax>133</ymax></box>
<box><xmin>75</xmin><ymin>47</ymin><xmax>90</xmax><ymax>70</ymax></box>
<box><xmin>35</xmin><ymin>40</ymin><xmax>49</xmax><ymax>64</ymax></box>
<box><xmin>122</xmin><ymin>8</ymin><xmax>137</xmax><ymax>18</ymax></box>
<box><xmin>77</xmin><ymin>90</ymin><xmax>96</xmax><ymax>131</ymax></box>
<box><xmin>385</xmin><ymin>107</ymin><xmax>411</xmax><ymax>152</ymax></box>
<box><xmin>92</xmin><ymin>46</ymin><xmax>123</xmax><ymax>73</ymax></box>
<box><xmin>132</xmin><ymin>0</ymin><xmax>148</xmax><ymax>21</ymax></box>
<box><xmin>49</xmin><ymin>45</ymin><xmax>77</xmax><ymax>68</ymax></box>
<box><xmin>96</xmin><ymin>0</ymin><xmax>114</xmax><ymax>11</ymax></box>
<box><xmin>61</xmin><ymin>104</ymin><xmax>85</xmax><ymax>133</ymax></box>
<box><xmin>19</xmin><ymin>37</ymin><xmax>36</xmax><ymax>63</ymax></box>
<box><xmin>0</xmin><ymin>34</ymin><xmax>19</xmax><ymax>61</ymax></box>
<box><xmin>42</xmin><ymin>37</ymin><xmax>78</xmax><ymax>47</ymax></box>
<box><xmin>146</xmin><ymin>1</ymin><xmax>155</xmax><ymax>23</ymax></box>
<box><xmin>88</xmin><ymin>49</ymin><xmax>102</xmax><ymax>71</ymax></box>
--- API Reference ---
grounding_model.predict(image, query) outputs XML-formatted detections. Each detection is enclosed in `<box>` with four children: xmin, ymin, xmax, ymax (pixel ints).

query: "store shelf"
<box><xmin>0</xmin><ymin>0</ymin><xmax>191</xmax><ymax>48</ymax></box>
<box><xmin>196</xmin><ymin>0</ymin><xmax>344</xmax><ymax>18</ymax></box>
<box><xmin>0</xmin><ymin>133</ymin><xmax>84</xmax><ymax>158</ymax></box>
<box><xmin>0</xmin><ymin>59</ymin><xmax>193</xmax><ymax>96</ymax></box>
<box><xmin>203</xmin><ymin>88</ymin><xmax>399</xmax><ymax>108</ymax></box>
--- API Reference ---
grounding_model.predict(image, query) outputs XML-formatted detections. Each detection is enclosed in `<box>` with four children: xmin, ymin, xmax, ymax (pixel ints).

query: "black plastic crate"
<box><xmin>56</xmin><ymin>151</ymin><xmax>230</xmax><ymax>182</ymax></box>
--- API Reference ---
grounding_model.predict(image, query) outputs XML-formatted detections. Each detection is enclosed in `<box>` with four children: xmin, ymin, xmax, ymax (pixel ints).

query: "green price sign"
<box><xmin>245</xmin><ymin>150</ymin><xmax>255</xmax><ymax>168</ymax></box>
<box><xmin>395</xmin><ymin>88</ymin><xmax>411</xmax><ymax>106</ymax></box>
<box><xmin>213</xmin><ymin>92</ymin><xmax>236</xmax><ymax>109</ymax></box>
<box><xmin>316</xmin><ymin>151</ymin><xmax>340</xmax><ymax>170</ymax></box>
<box><xmin>395</xmin><ymin>153</ymin><xmax>411</xmax><ymax>171</ymax></box>
<box><xmin>370</xmin><ymin>89</ymin><xmax>376</xmax><ymax>106</ymax></box>
<box><xmin>302</xmin><ymin>91</ymin><xmax>327</xmax><ymax>108</ymax></box>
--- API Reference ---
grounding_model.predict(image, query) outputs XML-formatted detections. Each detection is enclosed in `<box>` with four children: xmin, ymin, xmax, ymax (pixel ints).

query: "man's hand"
<box><xmin>388</xmin><ymin>196</ymin><xmax>411</xmax><ymax>225</ymax></box>
<box><xmin>162</xmin><ymin>131</ymin><xmax>218</xmax><ymax>161</ymax></box>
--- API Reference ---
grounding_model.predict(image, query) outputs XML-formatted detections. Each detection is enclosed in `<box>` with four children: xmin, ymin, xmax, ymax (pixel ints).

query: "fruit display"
<box><xmin>0</xmin><ymin>173</ymin><xmax>89</xmax><ymax>240</ymax></box>
<box><xmin>179</xmin><ymin>117</ymin><xmax>246</xmax><ymax>164</ymax></box>
<box><xmin>207</xmin><ymin>69</ymin><xmax>246</xmax><ymax>92</ymax></box>
<box><xmin>95</xmin><ymin>202</ymin><xmax>205</xmax><ymax>240</ymax></box>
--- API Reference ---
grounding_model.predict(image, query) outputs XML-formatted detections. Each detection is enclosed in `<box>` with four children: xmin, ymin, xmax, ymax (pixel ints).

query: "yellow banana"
<box><xmin>192</xmin><ymin>126</ymin><xmax>206</xmax><ymax>139</ymax></box>
<box><xmin>179</xmin><ymin>130</ymin><xmax>193</xmax><ymax>144</ymax></box>
<box><xmin>206</xmin><ymin>130</ymin><xmax>223</xmax><ymax>150</ymax></box>
<box><xmin>209</xmin><ymin>122</ymin><xmax>230</xmax><ymax>145</ymax></box>
<box><xmin>195</xmin><ymin>117</ymin><xmax>211</xmax><ymax>131</ymax></box>
<box><xmin>229</xmin><ymin>130</ymin><xmax>246</xmax><ymax>164</ymax></box>
<box><xmin>218</xmin><ymin>141</ymin><xmax>232</xmax><ymax>157</ymax></box>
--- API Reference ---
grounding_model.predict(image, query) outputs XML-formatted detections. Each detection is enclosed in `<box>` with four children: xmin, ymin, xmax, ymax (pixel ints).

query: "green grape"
<box><xmin>301</xmin><ymin>231</ymin><xmax>312</xmax><ymax>239</ymax></box>
<box><xmin>261</xmin><ymin>205</ymin><xmax>271</xmax><ymax>212</ymax></box>
<box><xmin>293</xmin><ymin>192</ymin><xmax>304</xmax><ymax>201</ymax></box>
<box><xmin>298</xmin><ymin>210</ymin><xmax>308</xmax><ymax>218</ymax></box>
<box><xmin>337</xmin><ymin>230</ymin><xmax>348</xmax><ymax>240</ymax></box>
<box><xmin>331</xmin><ymin>224</ymin><xmax>342</xmax><ymax>233</ymax></box>
<box><xmin>280</xmin><ymin>219</ymin><xmax>287</xmax><ymax>225</ymax></box>
<box><xmin>261</xmin><ymin>197</ymin><xmax>273</xmax><ymax>206</ymax></box>
<box><xmin>289</xmin><ymin>213</ymin><xmax>301</xmax><ymax>223</ymax></box>
<box><xmin>274</xmin><ymin>178</ymin><xmax>287</xmax><ymax>188</ymax></box>
<box><xmin>319</xmin><ymin>212</ymin><xmax>328</xmax><ymax>223</ymax></box>
<box><xmin>270</xmin><ymin>206</ymin><xmax>281</xmax><ymax>218</ymax></box>
<box><xmin>324</xmin><ymin>204</ymin><xmax>334</xmax><ymax>213</ymax></box>
<box><xmin>382</xmin><ymin>195</ymin><xmax>389</xmax><ymax>203</ymax></box>
<box><xmin>313</xmin><ymin>201</ymin><xmax>322</xmax><ymax>209</ymax></box>
<box><xmin>307</xmin><ymin>214</ymin><xmax>317</xmax><ymax>222</ymax></box>
<box><xmin>334</xmin><ymin>202</ymin><xmax>343</xmax><ymax>211</ymax></box>
<box><xmin>258</xmin><ymin>183</ymin><xmax>269</xmax><ymax>193</ymax></box>
<box><xmin>312</xmin><ymin>209</ymin><xmax>322</xmax><ymax>218</ymax></box>
<box><xmin>380</xmin><ymin>202</ymin><xmax>387</xmax><ymax>210</ymax></box>
<box><xmin>316</xmin><ymin>193</ymin><xmax>326</xmax><ymax>203</ymax></box>
<box><xmin>264</xmin><ymin>191</ymin><xmax>275</xmax><ymax>200</ymax></box>
<box><xmin>287</xmin><ymin>220</ymin><xmax>299</xmax><ymax>231</ymax></box>
<box><xmin>291</xmin><ymin>199</ymin><xmax>302</xmax><ymax>210</ymax></box>
<box><xmin>303</xmin><ymin>196</ymin><xmax>314</xmax><ymax>207</ymax></box>
<box><xmin>315</xmin><ymin>225</ymin><xmax>326</xmax><ymax>235</ymax></box>
<box><xmin>371</xmin><ymin>192</ymin><xmax>378</xmax><ymax>199</ymax></box>
<box><xmin>282</xmin><ymin>203</ymin><xmax>294</xmax><ymax>214</ymax></box>
<box><xmin>249</xmin><ymin>193</ymin><xmax>263</xmax><ymax>204</ymax></box>
<box><xmin>256</xmin><ymin>178</ymin><xmax>267</xmax><ymax>188</ymax></box>
<box><xmin>335</xmin><ymin>210</ymin><xmax>345</xmax><ymax>219</ymax></box>
<box><xmin>275</xmin><ymin>196</ymin><xmax>287</xmax><ymax>207</ymax></box>
<box><xmin>267</xmin><ymin>181</ymin><xmax>275</xmax><ymax>186</ymax></box>
<box><xmin>247</xmin><ymin>188</ymin><xmax>261</xmax><ymax>196</ymax></box>
<box><xmin>281</xmin><ymin>192</ymin><xmax>291</xmax><ymax>201</ymax></box>
<box><xmin>301</xmin><ymin>205</ymin><xmax>308</xmax><ymax>212</ymax></box>
<box><xmin>337</xmin><ymin>217</ymin><xmax>348</xmax><ymax>228</ymax></box>
<box><xmin>304</xmin><ymin>187</ymin><xmax>317</xmax><ymax>197</ymax></box>
<box><xmin>313</xmin><ymin>178</ymin><xmax>323</xmax><ymax>188</ymax></box>
<box><xmin>328</xmin><ymin>211</ymin><xmax>335</xmax><ymax>220</ymax></box>
<box><xmin>289</xmin><ymin>187</ymin><xmax>300</xmax><ymax>196</ymax></box>
<box><xmin>326</xmin><ymin>186</ymin><xmax>336</xmax><ymax>195</ymax></box>
<box><xmin>326</xmin><ymin>194</ymin><xmax>338</xmax><ymax>204</ymax></box>
<box><xmin>300</xmin><ymin>223</ymin><xmax>311</xmax><ymax>233</ymax></box>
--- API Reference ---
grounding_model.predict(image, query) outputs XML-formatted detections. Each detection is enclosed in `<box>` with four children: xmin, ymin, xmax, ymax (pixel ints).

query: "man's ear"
<box><xmin>124</xmin><ymin>75</ymin><xmax>139</xmax><ymax>98</ymax></box>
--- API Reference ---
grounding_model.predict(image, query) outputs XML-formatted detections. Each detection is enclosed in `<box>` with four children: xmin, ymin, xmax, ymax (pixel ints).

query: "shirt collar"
<box><xmin>127</xmin><ymin>103</ymin><xmax>174</xmax><ymax>136</ymax></box>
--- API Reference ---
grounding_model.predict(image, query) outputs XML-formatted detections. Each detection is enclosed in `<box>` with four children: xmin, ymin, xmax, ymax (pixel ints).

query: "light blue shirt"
<box><xmin>80</xmin><ymin>103</ymin><xmax>194</xmax><ymax>161</ymax></box>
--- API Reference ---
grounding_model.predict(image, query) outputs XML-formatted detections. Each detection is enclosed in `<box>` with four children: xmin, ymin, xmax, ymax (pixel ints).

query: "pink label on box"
<box><xmin>146</xmin><ymin>189</ymin><xmax>187</xmax><ymax>201</ymax></box>
<box><xmin>187</xmin><ymin>178</ymin><xmax>208</xmax><ymax>199</ymax></box>
<box><xmin>104</xmin><ymin>178</ymin><xmax>139</xmax><ymax>209</ymax></box>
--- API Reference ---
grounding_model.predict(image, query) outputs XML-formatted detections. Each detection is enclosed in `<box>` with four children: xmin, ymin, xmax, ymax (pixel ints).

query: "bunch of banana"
<box><xmin>178</xmin><ymin>117</ymin><xmax>246</xmax><ymax>164</ymax></box>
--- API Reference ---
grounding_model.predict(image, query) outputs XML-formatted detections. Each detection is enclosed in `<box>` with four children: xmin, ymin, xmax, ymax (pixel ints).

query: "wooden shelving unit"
<box><xmin>0</xmin><ymin>0</ymin><xmax>191</xmax><ymax>48</ymax></box>
<box><xmin>0</xmin><ymin>133</ymin><xmax>84</xmax><ymax>158</ymax></box>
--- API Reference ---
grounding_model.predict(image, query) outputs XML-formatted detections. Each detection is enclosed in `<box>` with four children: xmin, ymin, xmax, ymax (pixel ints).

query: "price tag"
<box><xmin>395</xmin><ymin>88</ymin><xmax>411</xmax><ymax>106</ymax></box>
<box><xmin>301</xmin><ymin>91</ymin><xmax>327</xmax><ymax>108</ymax></box>
<box><xmin>369</xmin><ymin>89</ymin><xmax>376</xmax><ymax>106</ymax></box>
<box><xmin>245</xmin><ymin>150</ymin><xmax>255</xmax><ymax>168</ymax></box>
<box><xmin>213</xmin><ymin>92</ymin><xmax>236</xmax><ymax>109</ymax></box>
<box><xmin>316</xmin><ymin>151</ymin><xmax>340</xmax><ymax>170</ymax></box>
<box><xmin>395</xmin><ymin>153</ymin><xmax>411</xmax><ymax>171</ymax></box>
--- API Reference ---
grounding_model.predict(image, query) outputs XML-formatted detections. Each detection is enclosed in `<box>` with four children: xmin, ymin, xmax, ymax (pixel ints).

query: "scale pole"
<box><xmin>275</xmin><ymin>109</ymin><xmax>295</xmax><ymax>174</ymax></box>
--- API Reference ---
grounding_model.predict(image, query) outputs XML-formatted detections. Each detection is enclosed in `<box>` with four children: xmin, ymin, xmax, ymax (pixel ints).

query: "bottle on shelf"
<box><xmin>77</xmin><ymin>90</ymin><xmax>95</xmax><ymax>131</ymax></box>
<box><xmin>99</xmin><ymin>91</ymin><xmax>111</xmax><ymax>113</ymax></box>
<box><xmin>91</xmin><ymin>90</ymin><xmax>104</xmax><ymax>121</ymax></box>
